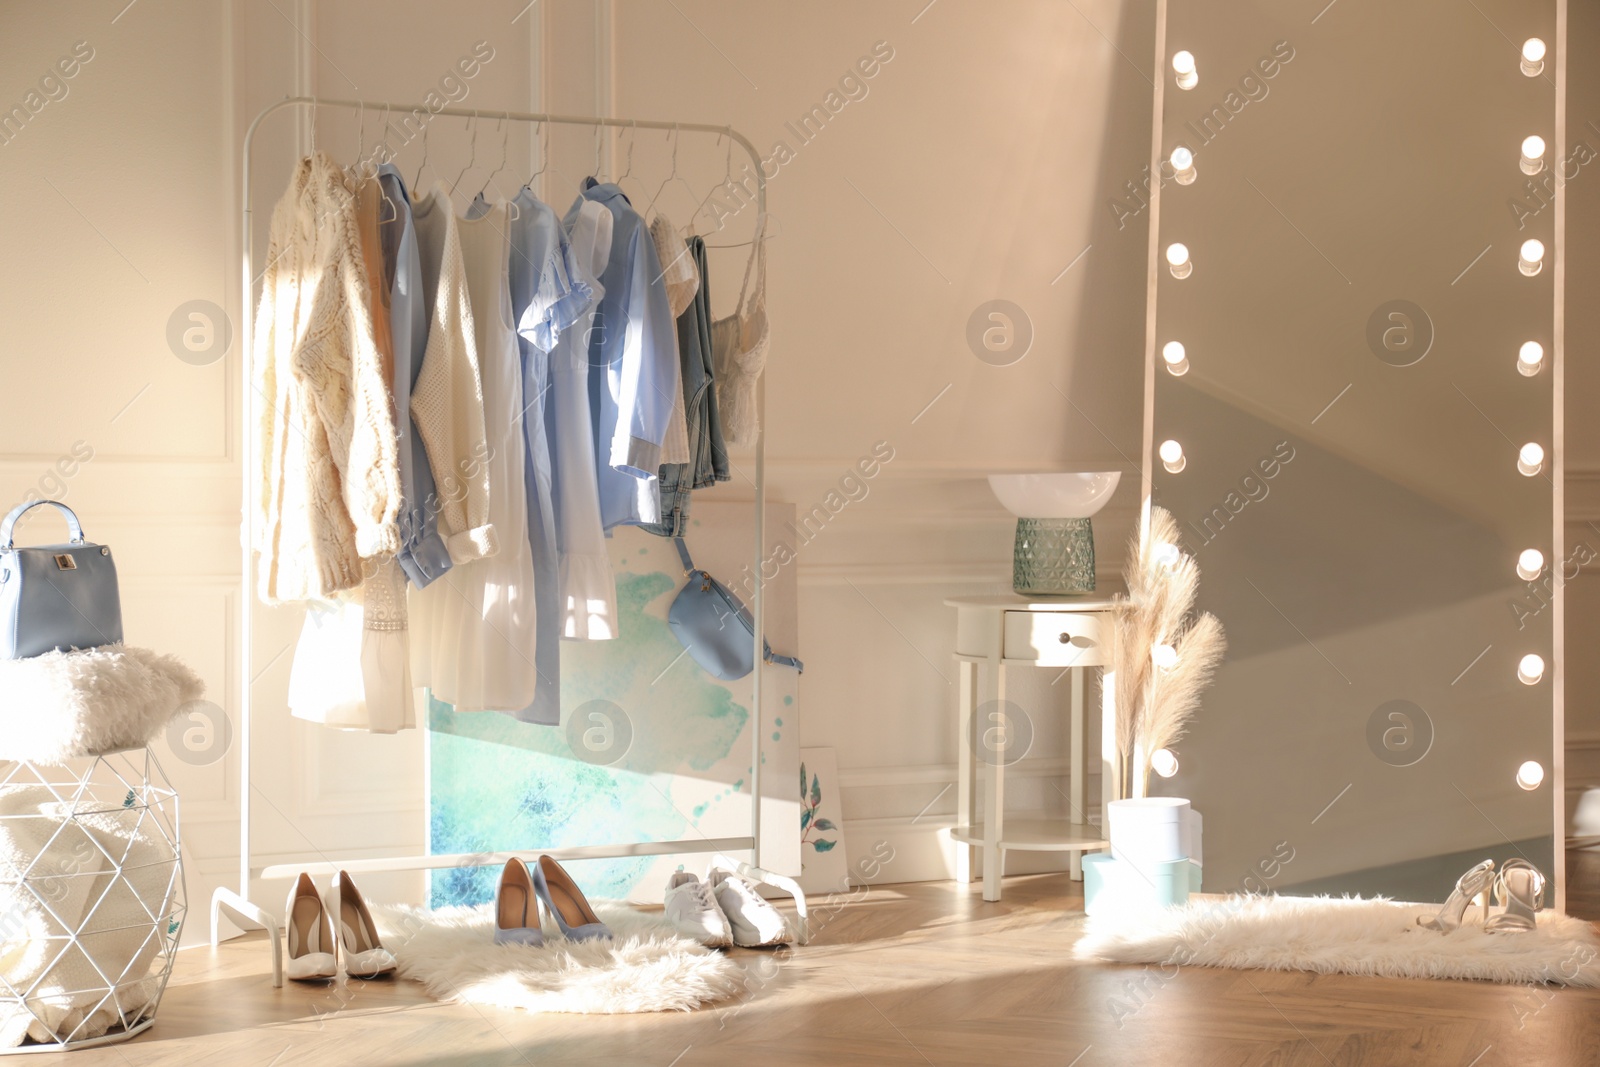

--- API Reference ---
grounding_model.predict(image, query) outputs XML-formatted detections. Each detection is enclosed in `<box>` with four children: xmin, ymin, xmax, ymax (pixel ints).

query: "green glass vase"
<box><xmin>1012</xmin><ymin>517</ymin><xmax>1096</xmax><ymax>594</ymax></box>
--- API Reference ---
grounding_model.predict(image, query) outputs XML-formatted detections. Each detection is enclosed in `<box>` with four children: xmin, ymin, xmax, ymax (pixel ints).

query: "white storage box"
<box><xmin>1108</xmin><ymin>797</ymin><xmax>1191</xmax><ymax>865</ymax></box>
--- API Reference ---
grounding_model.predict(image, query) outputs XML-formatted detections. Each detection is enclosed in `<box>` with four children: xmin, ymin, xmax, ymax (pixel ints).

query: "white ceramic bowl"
<box><xmin>986</xmin><ymin>471</ymin><xmax>1122</xmax><ymax>519</ymax></box>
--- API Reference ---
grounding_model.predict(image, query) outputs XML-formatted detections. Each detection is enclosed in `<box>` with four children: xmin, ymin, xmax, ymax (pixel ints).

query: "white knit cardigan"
<box><xmin>253</xmin><ymin>152</ymin><xmax>402</xmax><ymax>603</ymax></box>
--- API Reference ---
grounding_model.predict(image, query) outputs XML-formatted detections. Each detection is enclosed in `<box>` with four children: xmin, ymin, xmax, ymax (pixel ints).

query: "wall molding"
<box><xmin>1569</xmin><ymin>733</ymin><xmax>1600</xmax><ymax>753</ymax></box>
<box><xmin>838</xmin><ymin>756</ymin><xmax>1093</xmax><ymax>791</ymax></box>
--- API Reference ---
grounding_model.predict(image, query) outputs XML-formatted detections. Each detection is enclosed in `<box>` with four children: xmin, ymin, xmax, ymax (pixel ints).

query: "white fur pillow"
<box><xmin>0</xmin><ymin>645</ymin><xmax>204</xmax><ymax>764</ymax></box>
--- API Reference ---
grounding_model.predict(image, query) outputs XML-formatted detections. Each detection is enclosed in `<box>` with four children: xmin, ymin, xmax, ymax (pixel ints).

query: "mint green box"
<box><xmin>1083</xmin><ymin>853</ymin><xmax>1197</xmax><ymax>915</ymax></box>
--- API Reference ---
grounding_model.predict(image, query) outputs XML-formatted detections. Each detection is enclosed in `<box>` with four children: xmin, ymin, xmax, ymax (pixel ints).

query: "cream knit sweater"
<box><xmin>253</xmin><ymin>152</ymin><xmax>402</xmax><ymax>603</ymax></box>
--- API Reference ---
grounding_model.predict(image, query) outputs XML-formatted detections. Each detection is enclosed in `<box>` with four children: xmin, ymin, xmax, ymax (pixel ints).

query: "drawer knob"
<box><xmin>1059</xmin><ymin>632</ymin><xmax>1071</xmax><ymax>644</ymax></box>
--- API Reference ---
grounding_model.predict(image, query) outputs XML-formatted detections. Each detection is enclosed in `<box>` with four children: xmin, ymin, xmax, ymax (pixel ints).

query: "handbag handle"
<box><xmin>1</xmin><ymin>500</ymin><xmax>86</xmax><ymax>550</ymax></box>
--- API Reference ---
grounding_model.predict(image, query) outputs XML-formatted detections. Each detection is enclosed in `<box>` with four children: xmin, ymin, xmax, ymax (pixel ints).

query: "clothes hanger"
<box><xmin>645</xmin><ymin>124</ymin><xmax>699</xmax><ymax>225</ymax></box>
<box><xmin>616</xmin><ymin>120</ymin><xmax>651</xmax><ymax>207</ymax></box>
<box><xmin>412</xmin><ymin>116</ymin><xmax>432</xmax><ymax>192</ymax></box>
<box><xmin>449</xmin><ymin>112</ymin><xmax>481</xmax><ymax>201</ymax></box>
<box><xmin>522</xmin><ymin>119</ymin><xmax>550</xmax><ymax>195</ymax></box>
<box><xmin>702</xmin><ymin>214</ymin><xmax>782</xmax><ymax>248</ymax></box>
<box><xmin>376</xmin><ymin>102</ymin><xmax>399</xmax><ymax>225</ymax></box>
<box><xmin>476</xmin><ymin>112</ymin><xmax>511</xmax><ymax>202</ymax></box>
<box><xmin>687</xmin><ymin>129</ymin><xmax>737</xmax><ymax>236</ymax></box>
<box><xmin>346</xmin><ymin>99</ymin><xmax>363</xmax><ymax>176</ymax></box>
<box><xmin>591</xmin><ymin>122</ymin><xmax>604</xmax><ymax>182</ymax></box>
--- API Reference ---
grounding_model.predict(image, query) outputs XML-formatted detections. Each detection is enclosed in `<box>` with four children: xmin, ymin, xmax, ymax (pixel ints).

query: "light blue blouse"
<box><xmin>506</xmin><ymin>188</ymin><xmax>592</xmax><ymax>725</ymax></box>
<box><xmin>563</xmin><ymin>179</ymin><xmax>682</xmax><ymax>530</ymax></box>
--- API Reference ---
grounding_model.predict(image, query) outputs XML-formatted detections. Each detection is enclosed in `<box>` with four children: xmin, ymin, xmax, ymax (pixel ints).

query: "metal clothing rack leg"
<box><xmin>211</xmin><ymin>97</ymin><xmax>807</xmax><ymax>987</ymax></box>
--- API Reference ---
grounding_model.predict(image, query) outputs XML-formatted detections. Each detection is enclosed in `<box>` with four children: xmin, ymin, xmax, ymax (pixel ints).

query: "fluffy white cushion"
<box><xmin>0</xmin><ymin>645</ymin><xmax>204</xmax><ymax>763</ymax></box>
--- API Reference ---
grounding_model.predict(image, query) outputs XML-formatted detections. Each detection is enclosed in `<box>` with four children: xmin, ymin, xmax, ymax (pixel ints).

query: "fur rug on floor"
<box><xmin>372</xmin><ymin>902</ymin><xmax>747</xmax><ymax>1013</ymax></box>
<box><xmin>1074</xmin><ymin>894</ymin><xmax>1600</xmax><ymax>987</ymax></box>
<box><xmin>0</xmin><ymin>645</ymin><xmax>204</xmax><ymax>763</ymax></box>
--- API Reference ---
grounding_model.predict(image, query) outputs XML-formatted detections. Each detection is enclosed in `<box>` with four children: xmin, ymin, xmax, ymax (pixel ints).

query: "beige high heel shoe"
<box><xmin>494</xmin><ymin>858</ymin><xmax>546</xmax><ymax>947</ymax></box>
<box><xmin>330</xmin><ymin>870</ymin><xmax>397</xmax><ymax>978</ymax></box>
<box><xmin>285</xmin><ymin>873</ymin><xmax>337</xmax><ymax>982</ymax></box>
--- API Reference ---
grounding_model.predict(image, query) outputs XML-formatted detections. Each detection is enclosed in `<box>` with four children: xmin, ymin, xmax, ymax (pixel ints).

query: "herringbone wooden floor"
<box><xmin>64</xmin><ymin>866</ymin><xmax>1600</xmax><ymax>1067</ymax></box>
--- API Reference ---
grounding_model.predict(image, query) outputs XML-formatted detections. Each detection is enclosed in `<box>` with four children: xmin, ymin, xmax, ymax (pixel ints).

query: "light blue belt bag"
<box><xmin>0</xmin><ymin>501</ymin><xmax>123</xmax><ymax>659</ymax></box>
<box><xmin>668</xmin><ymin>538</ymin><xmax>801</xmax><ymax>681</ymax></box>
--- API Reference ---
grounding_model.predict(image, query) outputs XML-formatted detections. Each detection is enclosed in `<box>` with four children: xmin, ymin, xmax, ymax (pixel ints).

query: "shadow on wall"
<box><xmin>1058</xmin><ymin>0</ymin><xmax>1158</xmax><ymax>483</ymax></box>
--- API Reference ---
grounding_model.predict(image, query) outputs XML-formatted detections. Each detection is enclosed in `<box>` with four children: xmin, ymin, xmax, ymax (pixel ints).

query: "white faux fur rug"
<box><xmin>1074</xmin><ymin>894</ymin><xmax>1600</xmax><ymax>987</ymax></box>
<box><xmin>372</xmin><ymin>902</ymin><xmax>745</xmax><ymax>1013</ymax></box>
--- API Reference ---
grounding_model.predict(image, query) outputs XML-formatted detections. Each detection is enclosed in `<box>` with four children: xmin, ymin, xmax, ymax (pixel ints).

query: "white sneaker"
<box><xmin>708</xmin><ymin>866</ymin><xmax>792</xmax><ymax>948</ymax></box>
<box><xmin>664</xmin><ymin>871</ymin><xmax>733</xmax><ymax>948</ymax></box>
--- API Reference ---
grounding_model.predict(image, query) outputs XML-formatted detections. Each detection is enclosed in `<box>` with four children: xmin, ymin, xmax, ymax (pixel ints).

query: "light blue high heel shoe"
<box><xmin>494</xmin><ymin>857</ymin><xmax>545</xmax><ymax>947</ymax></box>
<box><xmin>532</xmin><ymin>855</ymin><xmax>613</xmax><ymax>942</ymax></box>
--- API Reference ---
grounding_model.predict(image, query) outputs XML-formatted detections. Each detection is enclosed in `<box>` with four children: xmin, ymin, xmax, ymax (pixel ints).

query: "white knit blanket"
<box><xmin>1074</xmin><ymin>894</ymin><xmax>1600</xmax><ymax>987</ymax></box>
<box><xmin>0</xmin><ymin>646</ymin><xmax>204</xmax><ymax>764</ymax></box>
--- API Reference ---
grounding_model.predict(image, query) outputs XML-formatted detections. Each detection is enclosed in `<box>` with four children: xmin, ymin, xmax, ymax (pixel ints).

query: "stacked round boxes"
<box><xmin>1083</xmin><ymin>797</ymin><xmax>1201</xmax><ymax>915</ymax></box>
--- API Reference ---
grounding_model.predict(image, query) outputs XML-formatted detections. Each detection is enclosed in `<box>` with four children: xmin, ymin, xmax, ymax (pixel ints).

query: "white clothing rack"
<box><xmin>211</xmin><ymin>97</ymin><xmax>806</xmax><ymax>986</ymax></box>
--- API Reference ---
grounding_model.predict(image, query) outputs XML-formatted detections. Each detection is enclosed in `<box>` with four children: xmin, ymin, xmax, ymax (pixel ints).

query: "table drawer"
<box><xmin>1002</xmin><ymin>610</ymin><xmax>1107</xmax><ymax>667</ymax></box>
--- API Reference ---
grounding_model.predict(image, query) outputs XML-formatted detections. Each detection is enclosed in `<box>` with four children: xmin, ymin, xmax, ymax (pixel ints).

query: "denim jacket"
<box><xmin>376</xmin><ymin>164</ymin><xmax>452</xmax><ymax>587</ymax></box>
<box><xmin>639</xmin><ymin>235</ymin><xmax>729</xmax><ymax>537</ymax></box>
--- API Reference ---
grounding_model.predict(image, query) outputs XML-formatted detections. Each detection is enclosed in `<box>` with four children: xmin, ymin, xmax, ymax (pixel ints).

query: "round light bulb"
<box><xmin>1159</xmin><ymin>439</ymin><xmax>1186</xmax><ymax>473</ymax></box>
<box><xmin>1153</xmin><ymin>542</ymin><xmax>1182</xmax><ymax>569</ymax></box>
<box><xmin>1152</xmin><ymin>643</ymin><xmax>1179</xmax><ymax>669</ymax></box>
<box><xmin>1517</xmin><ymin>549</ymin><xmax>1545</xmax><ymax>582</ymax></box>
<box><xmin>1162</xmin><ymin>341</ymin><xmax>1190</xmax><ymax>376</ymax></box>
<box><xmin>1521</xmin><ymin>135</ymin><xmax>1547</xmax><ymax>175</ymax></box>
<box><xmin>1169</xmin><ymin>146</ymin><xmax>1197</xmax><ymax>185</ymax></box>
<box><xmin>1172</xmin><ymin>50</ymin><xmax>1198</xmax><ymax>90</ymax></box>
<box><xmin>1151</xmin><ymin>748</ymin><xmax>1180</xmax><ymax>778</ymax></box>
<box><xmin>1521</xmin><ymin>38</ymin><xmax>1546</xmax><ymax>77</ymax></box>
<box><xmin>1519</xmin><ymin>239</ymin><xmax>1545</xmax><ymax>277</ymax></box>
<box><xmin>1517</xmin><ymin>340</ymin><xmax>1545</xmax><ymax>377</ymax></box>
<box><xmin>1166</xmin><ymin>242</ymin><xmax>1192</xmax><ymax>279</ymax></box>
<box><xmin>1516</xmin><ymin>760</ymin><xmax>1545</xmax><ymax>791</ymax></box>
<box><xmin>1518</xmin><ymin>442</ymin><xmax>1544</xmax><ymax>476</ymax></box>
<box><xmin>1517</xmin><ymin>653</ymin><xmax>1545</xmax><ymax>685</ymax></box>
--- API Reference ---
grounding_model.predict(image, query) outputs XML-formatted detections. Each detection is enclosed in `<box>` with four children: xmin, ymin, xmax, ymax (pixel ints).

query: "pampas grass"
<box><xmin>1113</xmin><ymin>506</ymin><xmax>1226</xmax><ymax>797</ymax></box>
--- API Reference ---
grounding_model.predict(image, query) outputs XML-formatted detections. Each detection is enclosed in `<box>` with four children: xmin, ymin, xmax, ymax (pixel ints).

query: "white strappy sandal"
<box><xmin>1484</xmin><ymin>859</ymin><xmax>1547</xmax><ymax>934</ymax></box>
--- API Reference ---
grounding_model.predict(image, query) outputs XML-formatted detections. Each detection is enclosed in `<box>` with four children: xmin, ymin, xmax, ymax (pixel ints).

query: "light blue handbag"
<box><xmin>0</xmin><ymin>501</ymin><xmax>123</xmax><ymax>659</ymax></box>
<box><xmin>668</xmin><ymin>538</ymin><xmax>801</xmax><ymax>681</ymax></box>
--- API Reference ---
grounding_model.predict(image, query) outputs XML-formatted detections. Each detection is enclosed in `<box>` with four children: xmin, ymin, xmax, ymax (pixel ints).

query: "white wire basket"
<box><xmin>0</xmin><ymin>748</ymin><xmax>184</xmax><ymax>1053</ymax></box>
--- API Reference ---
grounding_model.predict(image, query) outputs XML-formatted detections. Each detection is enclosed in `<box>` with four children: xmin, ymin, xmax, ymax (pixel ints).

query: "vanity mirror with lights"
<box><xmin>1140</xmin><ymin>0</ymin><xmax>1565</xmax><ymax>907</ymax></box>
